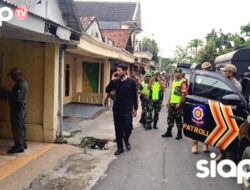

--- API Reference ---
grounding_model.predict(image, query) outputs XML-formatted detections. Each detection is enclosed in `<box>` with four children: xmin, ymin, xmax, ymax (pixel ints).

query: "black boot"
<box><xmin>139</xmin><ymin>119</ymin><xmax>145</xmax><ymax>125</ymax></box>
<box><xmin>153</xmin><ymin>121</ymin><xmax>158</xmax><ymax>129</ymax></box>
<box><xmin>145</xmin><ymin>124</ymin><xmax>152</xmax><ymax>130</ymax></box>
<box><xmin>125</xmin><ymin>142</ymin><xmax>131</xmax><ymax>151</ymax></box>
<box><xmin>176</xmin><ymin>130</ymin><xmax>182</xmax><ymax>140</ymax></box>
<box><xmin>7</xmin><ymin>147</ymin><xmax>24</xmax><ymax>154</ymax></box>
<box><xmin>114</xmin><ymin>149</ymin><xmax>124</xmax><ymax>156</ymax></box>
<box><xmin>162</xmin><ymin>128</ymin><xmax>172</xmax><ymax>137</ymax></box>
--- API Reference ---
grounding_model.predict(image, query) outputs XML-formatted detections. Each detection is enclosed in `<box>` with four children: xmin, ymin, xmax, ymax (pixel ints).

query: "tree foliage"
<box><xmin>161</xmin><ymin>58</ymin><xmax>175</xmax><ymax>72</ymax></box>
<box><xmin>241</xmin><ymin>22</ymin><xmax>250</xmax><ymax>37</ymax></box>
<box><xmin>174</xmin><ymin>46</ymin><xmax>188</xmax><ymax>63</ymax></box>
<box><xmin>173</xmin><ymin>26</ymin><xmax>250</xmax><ymax>64</ymax></box>
<box><xmin>188</xmin><ymin>39</ymin><xmax>203</xmax><ymax>54</ymax></box>
<box><xmin>142</xmin><ymin>37</ymin><xmax>159</xmax><ymax>62</ymax></box>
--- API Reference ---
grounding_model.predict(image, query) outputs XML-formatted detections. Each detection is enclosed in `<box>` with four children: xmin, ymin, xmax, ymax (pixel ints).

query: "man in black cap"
<box><xmin>0</xmin><ymin>68</ymin><xmax>28</xmax><ymax>153</ymax></box>
<box><xmin>106</xmin><ymin>64</ymin><xmax>138</xmax><ymax>156</ymax></box>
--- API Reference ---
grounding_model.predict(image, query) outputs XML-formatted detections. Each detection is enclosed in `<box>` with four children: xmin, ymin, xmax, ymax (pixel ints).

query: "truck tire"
<box><xmin>242</xmin><ymin>147</ymin><xmax>250</xmax><ymax>190</ymax></box>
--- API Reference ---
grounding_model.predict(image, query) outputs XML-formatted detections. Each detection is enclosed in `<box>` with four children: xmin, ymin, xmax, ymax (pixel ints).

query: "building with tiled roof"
<box><xmin>3</xmin><ymin>0</ymin><xmax>82</xmax><ymax>32</ymax></box>
<box><xmin>101</xmin><ymin>29</ymin><xmax>132</xmax><ymax>51</ymax></box>
<box><xmin>75</xmin><ymin>1</ymin><xmax>141</xmax><ymax>30</ymax></box>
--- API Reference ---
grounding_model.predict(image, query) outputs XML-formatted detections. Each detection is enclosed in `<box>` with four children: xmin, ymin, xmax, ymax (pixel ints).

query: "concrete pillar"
<box><xmin>72</xmin><ymin>56</ymin><xmax>77</xmax><ymax>102</ymax></box>
<box><xmin>43</xmin><ymin>43</ymin><xmax>59</xmax><ymax>142</ymax></box>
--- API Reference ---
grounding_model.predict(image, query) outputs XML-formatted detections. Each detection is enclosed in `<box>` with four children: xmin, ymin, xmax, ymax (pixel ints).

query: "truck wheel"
<box><xmin>242</xmin><ymin>147</ymin><xmax>250</xmax><ymax>190</ymax></box>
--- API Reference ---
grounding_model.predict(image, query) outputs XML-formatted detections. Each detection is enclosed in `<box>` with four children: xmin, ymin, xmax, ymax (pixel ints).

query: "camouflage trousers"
<box><xmin>140</xmin><ymin>97</ymin><xmax>153</xmax><ymax>125</ymax></box>
<box><xmin>167</xmin><ymin>104</ymin><xmax>183</xmax><ymax>130</ymax></box>
<box><xmin>148</xmin><ymin>101</ymin><xmax>162</xmax><ymax>125</ymax></box>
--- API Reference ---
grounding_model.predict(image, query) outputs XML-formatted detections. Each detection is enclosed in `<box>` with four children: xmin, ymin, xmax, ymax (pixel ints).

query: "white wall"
<box><xmin>86</xmin><ymin>21</ymin><xmax>103</xmax><ymax>42</ymax></box>
<box><xmin>25</xmin><ymin>0</ymin><xmax>67</xmax><ymax>27</ymax></box>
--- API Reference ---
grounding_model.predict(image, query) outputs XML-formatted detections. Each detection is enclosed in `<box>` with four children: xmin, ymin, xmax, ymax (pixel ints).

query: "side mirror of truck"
<box><xmin>221</xmin><ymin>94</ymin><xmax>242</xmax><ymax>106</ymax></box>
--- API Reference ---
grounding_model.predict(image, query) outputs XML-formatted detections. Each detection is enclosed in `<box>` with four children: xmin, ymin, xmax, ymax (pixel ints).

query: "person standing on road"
<box><xmin>191</xmin><ymin>62</ymin><xmax>212</xmax><ymax>154</ymax></box>
<box><xmin>0</xmin><ymin>68</ymin><xmax>28</xmax><ymax>153</ymax></box>
<box><xmin>221</xmin><ymin>64</ymin><xmax>242</xmax><ymax>92</ymax></box>
<box><xmin>105</xmin><ymin>64</ymin><xmax>138</xmax><ymax>156</ymax></box>
<box><xmin>147</xmin><ymin>71</ymin><xmax>166</xmax><ymax>130</ymax></box>
<box><xmin>162</xmin><ymin>68</ymin><xmax>187</xmax><ymax>140</ymax></box>
<box><xmin>139</xmin><ymin>72</ymin><xmax>153</xmax><ymax>129</ymax></box>
<box><xmin>104</xmin><ymin>71</ymin><xmax>120</xmax><ymax>108</ymax></box>
<box><xmin>216</xmin><ymin>63</ymin><xmax>242</xmax><ymax>161</ymax></box>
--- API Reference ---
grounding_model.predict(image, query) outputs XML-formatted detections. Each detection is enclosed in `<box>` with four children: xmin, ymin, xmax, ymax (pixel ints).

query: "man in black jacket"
<box><xmin>106</xmin><ymin>64</ymin><xmax>138</xmax><ymax>156</ymax></box>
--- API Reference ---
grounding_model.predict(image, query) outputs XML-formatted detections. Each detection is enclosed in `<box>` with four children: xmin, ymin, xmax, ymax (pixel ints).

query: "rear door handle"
<box><xmin>185</xmin><ymin>102</ymin><xmax>196</xmax><ymax>106</ymax></box>
<box><xmin>230</xmin><ymin>115</ymin><xmax>245</xmax><ymax>121</ymax></box>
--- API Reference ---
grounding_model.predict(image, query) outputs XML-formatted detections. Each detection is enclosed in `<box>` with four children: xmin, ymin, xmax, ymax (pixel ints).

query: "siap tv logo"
<box><xmin>0</xmin><ymin>6</ymin><xmax>28</xmax><ymax>26</ymax></box>
<box><xmin>196</xmin><ymin>153</ymin><xmax>250</xmax><ymax>184</ymax></box>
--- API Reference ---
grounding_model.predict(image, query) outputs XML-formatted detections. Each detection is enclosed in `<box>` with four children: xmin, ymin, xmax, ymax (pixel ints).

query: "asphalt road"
<box><xmin>92</xmin><ymin>106</ymin><xmax>241</xmax><ymax>190</ymax></box>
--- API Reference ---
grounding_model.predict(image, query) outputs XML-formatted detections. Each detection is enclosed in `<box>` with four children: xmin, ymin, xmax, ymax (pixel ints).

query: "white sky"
<box><xmin>76</xmin><ymin>0</ymin><xmax>250</xmax><ymax>57</ymax></box>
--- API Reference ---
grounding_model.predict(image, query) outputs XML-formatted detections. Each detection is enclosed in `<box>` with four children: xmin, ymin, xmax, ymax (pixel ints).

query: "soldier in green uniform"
<box><xmin>162</xmin><ymin>68</ymin><xmax>187</xmax><ymax>140</ymax></box>
<box><xmin>0</xmin><ymin>68</ymin><xmax>28</xmax><ymax>153</ymax></box>
<box><xmin>139</xmin><ymin>72</ymin><xmax>152</xmax><ymax>129</ymax></box>
<box><xmin>147</xmin><ymin>71</ymin><xmax>166</xmax><ymax>130</ymax></box>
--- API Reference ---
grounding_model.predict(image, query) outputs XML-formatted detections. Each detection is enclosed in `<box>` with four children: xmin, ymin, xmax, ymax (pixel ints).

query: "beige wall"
<box><xmin>0</xmin><ymin>39</ymin><xmax>59</xmax><ymax>142</ymax></box>
<box><xmin>64</xmin><ymin>53</ymin><xmax>75</xmax><ymax>104</ymax></box>
<box><xmin>63</xmin><ymin>52</ymin><xmax>85</xmax><ymax>105</ymax></box>
<box><xmin>63</xmin><ymin>52</ymin><xmax>111</xmax><ymax>105</ymax></box>
<box><xmin>86</xmin><ymin>20</ymin><xmax>103</xmax><ymax>42</ymax></box>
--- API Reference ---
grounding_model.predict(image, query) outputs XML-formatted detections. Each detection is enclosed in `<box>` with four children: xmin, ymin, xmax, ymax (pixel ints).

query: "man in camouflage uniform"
<box><xmin>216</xmin><ymin>64</ymin><xmax>242</xmax><ymax>161</ymax></box>
<box><xmin>0</xmin><ymin>68</ymin><xmax>28</xmax><ymax>153</ymax></box>
<box><xmin>147</xmin><ymin>71</ymin><xmax>166</xmax><ymax>130</ymax></box>
<box><xmin>162</xmin><ymin>68</ymin><xmax>187</xmax><ymax>140</ymax></box>
<box><xmin>139</xmin><ymin>72</ymin><xmax>153</xmax><ymax>129</ymax></box>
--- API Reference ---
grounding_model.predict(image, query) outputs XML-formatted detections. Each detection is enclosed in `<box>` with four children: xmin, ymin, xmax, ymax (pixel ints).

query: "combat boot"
<box><xmin>162</xmin><ymin>128</ymin><xmax>172</xmax><ymax>137</ymax></box>
<box><xmin>139</xmin><ymin>119</ymin><xmax>145</xmax><ymax>125</ymax></box>
<box><xmin>145</xmin><ymin>124</ymin><xmax>152</xmax><ymax>130</ymax></box>
<box><xmin>192</xmin><ymin>141</ymin><xmax>198</xmax><ymax>154</ymax></box>
<box><xmin>216</xmin><ymin>150</ymin><xmax>226</xmax><ymax>162</ymax></box>
<box><xmin>203</xmin><ymin>144</ymin><xmax>209</xmax><ymax>153</ymax></box>
<box><xmin>176</xmin><ymin>130</ymin><xmax>182</xmax><ymax>140</ymax></box>
<box><xmin>153</xmin><ymin>121</ymin><xmax>158</xmax><ymax>129</ymax></box>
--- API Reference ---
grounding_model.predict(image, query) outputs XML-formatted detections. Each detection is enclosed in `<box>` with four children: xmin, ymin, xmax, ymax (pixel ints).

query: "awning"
<box><xmin>67</xmin><ymin>33</ymin><xmax>136</xmax><ymax>63</ymax></box>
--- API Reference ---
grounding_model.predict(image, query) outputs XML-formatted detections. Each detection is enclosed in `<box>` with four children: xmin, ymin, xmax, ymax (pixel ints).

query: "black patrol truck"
<box><xmin>183</xmin><ymin>48</ymin><xmax>250</xmax><ymax>189</ymax></box>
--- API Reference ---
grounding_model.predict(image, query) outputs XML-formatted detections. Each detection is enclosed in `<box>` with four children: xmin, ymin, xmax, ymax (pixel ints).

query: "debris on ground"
<box><xmin>80</xmin><ymin>137</ymin><xmax>109</xmax><ymax>150</ymax></box>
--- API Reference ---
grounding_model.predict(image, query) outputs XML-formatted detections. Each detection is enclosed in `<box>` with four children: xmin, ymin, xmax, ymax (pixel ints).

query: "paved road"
<box><xmin>92</xmin><ymin>106</ymin><xmax>241</xmax><ymax>190</ymax></box>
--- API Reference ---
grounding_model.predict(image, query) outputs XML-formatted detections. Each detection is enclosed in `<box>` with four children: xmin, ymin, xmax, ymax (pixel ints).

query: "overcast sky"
<box><xmin>76</xmin><ymin>0</ymin><xmax>250</xmax><ymax>57</ymax></box>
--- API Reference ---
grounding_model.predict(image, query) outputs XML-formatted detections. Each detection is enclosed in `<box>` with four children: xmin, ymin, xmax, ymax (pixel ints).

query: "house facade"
<box><xmin>74</xmin><ymin>1</ymin><xmax>152</xmax><ymax>77</ymax></box>
<box><xmin>0</xmin><ymin>0</ymin><xmax>145</xmax><ymax>143</ymax></box>
<box><xmin>63</xmin><ymin>12</ymin><xmax>135</xmax><ymax>105</ymax></box>
<box><xmin>0</xmin><ymin>0</ymin><xmax>82</xmax><ymax>142</ymax></box>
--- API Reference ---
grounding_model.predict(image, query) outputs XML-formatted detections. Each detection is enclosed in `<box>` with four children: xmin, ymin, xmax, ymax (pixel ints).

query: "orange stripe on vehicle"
<box><xmin>205</xmin><ymin>100</ymin><xmax>227</xmax><ymax>146</ymax></box>
<box><xmin>217</xmin><ymin>104</ymin><xmax>239</xmax><ymax>150</ymax></box>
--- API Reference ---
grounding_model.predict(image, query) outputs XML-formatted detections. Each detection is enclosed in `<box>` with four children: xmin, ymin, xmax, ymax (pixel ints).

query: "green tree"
<box><xmin>195</xmin><ymin>40</ymin><xmax>217</xmax><ymax>63</ymax></box>
<box><xmin>195</xmin><ymin>29</ymin><xmax>246</xmax><ymax>63</ymax></box>
<box><xmin>142</xmin><ymin>37</ymin><xmax>159</xmax><ymax>62</ymax></box>
<box><xmin>188</xmin><ymin>39</ymin><xmax>203</xmax><ymax>54</ymax></box>
<box><xmin>161</xmin><ymin>58</ymin><xmax>175</xmax><ymax>72</ymax></box>
<box><xmin>174</xmin><ymin>46</ymin><xmax>189</xmax><ymax>63</ymax></box>
<box><xmin>241</xmin><ymin>22</ymin><xmax>250</xmax><ymax>37</ymax></box>
<box><xmin>244</xmin><ymin>39</ymin><xmax>250</xmax><ymax>47</ymax></box>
